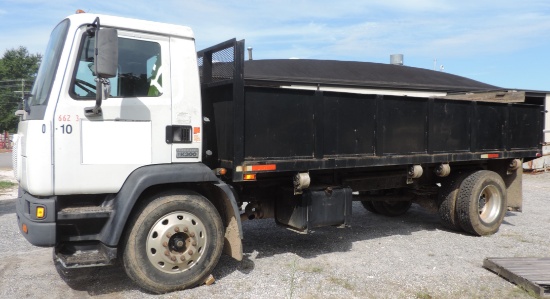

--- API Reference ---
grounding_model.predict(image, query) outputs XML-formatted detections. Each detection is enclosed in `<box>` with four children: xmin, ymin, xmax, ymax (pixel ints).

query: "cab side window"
<box><xmin>71</xmin><ymin>34</ymin><xmax>162</xmax><ymax>99</ymax></box>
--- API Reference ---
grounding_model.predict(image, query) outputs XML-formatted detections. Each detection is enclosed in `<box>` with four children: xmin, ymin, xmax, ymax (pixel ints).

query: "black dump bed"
<box><xmin>198</xmin><ymin>39</ymin><xmax>544</xmax><ymax>182</ymax></box>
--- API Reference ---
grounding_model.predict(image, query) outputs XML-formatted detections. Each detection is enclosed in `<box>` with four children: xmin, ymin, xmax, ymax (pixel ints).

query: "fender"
<box><xmin>98</xmin><ymin>163</ymin><xmax>243</xmax><ymax>259</ymax></box>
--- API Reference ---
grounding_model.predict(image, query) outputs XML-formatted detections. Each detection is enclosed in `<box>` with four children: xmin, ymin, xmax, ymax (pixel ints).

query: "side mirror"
<box><xmin>85</xmin><ymin>18</ymin><xmax>119</xmax><ymax>116</ymax></box>
<box><xmin>96</xmin><ymin>28</ymin><xmax>118</xmax><ymax>78</ymax></box>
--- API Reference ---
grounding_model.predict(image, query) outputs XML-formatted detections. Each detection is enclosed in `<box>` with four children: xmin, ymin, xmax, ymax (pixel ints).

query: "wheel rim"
<box><xmin>477</xmin><ymin>185</ymin><xmax>502</xmax><ymax>224</ymax></box>
<box><xmin>146</xmin><ymin>211</ymin><xmax>207</xmax><ymax>274</ymax></box>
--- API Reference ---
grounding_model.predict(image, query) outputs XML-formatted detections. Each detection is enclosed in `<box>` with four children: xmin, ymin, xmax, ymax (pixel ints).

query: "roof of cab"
<box><xmin>65</xmin><ymin>13</ymin><xmax>194</xmax><ymax>40</ymax></box>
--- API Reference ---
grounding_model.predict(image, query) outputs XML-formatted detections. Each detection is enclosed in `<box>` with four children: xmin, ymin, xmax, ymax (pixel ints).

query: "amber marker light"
<box><xmin>75</xmin><ymin>9</ymin><xmax>86</xmax><ymax>14</ymax></box>
<box><xmin>22</xmin><ymin>224</ymin><xmax>28</xmax><ymax>234</ymax></box>
<box><xmin>218</xmin><ymin>168</ymin><xmax>227</xmax><ymax>176</ymax></box>
<box><xmin>243</xmin><ymin>174</ymin><xmax>257</xmax><ymax>181</ymax></box>
<box><xmin>36</xmin><ymin>206</ymin><xmax>45</xmax><ymax>219</ymax></box>
<box><xmin>246</xmin><ymin>164</ymin><xmax>276</xmax><ymax>172</ymax></box>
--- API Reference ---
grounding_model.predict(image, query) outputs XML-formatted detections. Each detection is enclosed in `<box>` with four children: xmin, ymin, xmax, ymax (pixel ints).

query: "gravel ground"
<box><xmin>0</xmin><ymin>171</ymin><xmax>548</xmax><ymax>298</ymax></box>
<box><xmin>0</xmin><ymin>168</ymin><xmax>17</xmax><ymax>201</ymax></box>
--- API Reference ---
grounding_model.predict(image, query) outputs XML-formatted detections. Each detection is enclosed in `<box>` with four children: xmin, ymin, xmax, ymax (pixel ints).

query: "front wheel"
<box><xmin>122</xmin><ymin>190</ymin><xmax>224</xmax><ymax>293</ymax></box>
<box><xmin>456</xmin><ymin>171</ymin><xmax>507</xmax><ymax>236</ymax></box>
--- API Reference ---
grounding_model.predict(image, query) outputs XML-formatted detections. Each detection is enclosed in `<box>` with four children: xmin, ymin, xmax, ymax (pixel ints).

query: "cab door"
<box><xmin>53</xmin><ymin>27</ymin><xmax>171</xmax><ymax>194</ymax></box>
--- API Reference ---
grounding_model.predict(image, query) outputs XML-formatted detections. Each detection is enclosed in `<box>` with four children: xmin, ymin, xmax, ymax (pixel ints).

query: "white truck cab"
<box><xmin>15</xmin><ymin>13</ymin><xmax>242</xmax><ymax>293</ymax></box>
<box><xmin>15</xmin><ymin>13</ymin><xmax>203</xmax><ymax>196</ymax></box>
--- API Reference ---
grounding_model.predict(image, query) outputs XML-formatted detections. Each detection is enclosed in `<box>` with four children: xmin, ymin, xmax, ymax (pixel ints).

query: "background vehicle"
<box><xmin>14</xmin><ymin>13</ymin><xmax>548</xmax><ymax>293</ymax></box>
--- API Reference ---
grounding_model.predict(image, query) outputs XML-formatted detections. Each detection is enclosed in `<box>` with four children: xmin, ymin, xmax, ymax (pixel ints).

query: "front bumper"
<box><xmin>16</xmin><ymin>189</ymin><xmax>56</xmax><ymax>247</ymax></box>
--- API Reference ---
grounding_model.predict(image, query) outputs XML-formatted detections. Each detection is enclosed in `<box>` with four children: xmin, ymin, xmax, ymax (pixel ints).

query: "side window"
<box><xmin>71</xmin><ymin>33</ymin><xmax>163</xmax><ymax>99</ymax></box>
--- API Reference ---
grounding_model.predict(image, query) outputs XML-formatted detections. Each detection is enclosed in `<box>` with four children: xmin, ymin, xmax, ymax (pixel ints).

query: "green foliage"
<box><xmin>0</xmin><ymin>46</ymin><xmax>42</xmax><ymax>132</ymax></box>
<box><xmin>0</xmin><ymin>181</ymin><xmax>17</xmax><ymax>190</ymax></box>
<box><xmin>0</xmin><ymin>46</ymin><xmax>41</xmax><ymax>79</ymax></box>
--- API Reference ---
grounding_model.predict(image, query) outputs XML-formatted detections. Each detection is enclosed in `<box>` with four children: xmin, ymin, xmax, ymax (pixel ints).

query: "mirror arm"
<box><xmin>23</xmin><ymin>93</ymin><xmax>31</xmax><ymax>113</ymax></box>
<box><xmin>85</xmin><ymin>17</ymin><xmax>104</xmax><ymax>116</ymax></box>
<box><xmin>93</xmin><ymin>77</ymin><xmax>103</xmax><ymax>115</ymax></box>
<box><xmin>86</xmin><ymin>77</ymin><xmax>110</xmax><ymax>116</ymax></box>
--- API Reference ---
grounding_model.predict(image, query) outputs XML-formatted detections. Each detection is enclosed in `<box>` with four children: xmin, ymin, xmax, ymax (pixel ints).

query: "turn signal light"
<box><xmin>36</xmin><ymin>206</ymin><xmax>45</xmax><ymax>219</ymax></box>
<box><xmin>243</xmin><ymin>174</ymin><xmax>256</xmax><ymax>181</ymax></box>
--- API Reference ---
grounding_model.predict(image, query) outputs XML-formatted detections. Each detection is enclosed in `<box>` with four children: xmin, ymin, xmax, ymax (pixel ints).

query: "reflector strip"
<box><xmin>481</xmin><ymin>153</ymin><xmax>499</xmax><ymax>159</ymax></box>
<box><xmin>244</xmin><ymin>164</ymin><xmax>277</xmax><ymax>172</ymax></box>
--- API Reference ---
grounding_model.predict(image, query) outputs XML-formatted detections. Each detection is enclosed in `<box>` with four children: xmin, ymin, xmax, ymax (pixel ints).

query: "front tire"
<box><xmin>456</xmin><ymin>171</ymin><xmax>507</xmax><ymax>236</ymax></box>
<box><xmin>122</xmin><ymin>190</ymin><xmax>224</xmax><ymax>293</ymax></box>
<box><xmin>360</xmin><ymin>201</ymin><xmax>380</xmax><ymax>214</ymax></box>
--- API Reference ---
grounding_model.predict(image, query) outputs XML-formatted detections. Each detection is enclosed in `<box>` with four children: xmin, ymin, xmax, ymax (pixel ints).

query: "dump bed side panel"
<box><xmin>198</xmin><ymin>39</ymin><xmax>544</xmax><ymax>182</ymax></box>
<box><xmin>239</xmin><ymin>86</ymin><xmax>542</xmax><ymax>159</ymax></box>
<box><xmin>203</xmin><ymin>85</ymin><xmax>543</xmax><ymax>181</ymax></box>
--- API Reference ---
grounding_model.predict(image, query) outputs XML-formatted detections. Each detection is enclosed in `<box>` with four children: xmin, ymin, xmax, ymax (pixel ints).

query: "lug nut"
<box><xmin>183</xmin><ymin>227</ymin><xmax>189</xmax><ymax>232</ymax></box>
<box><xmin>188</xmin><ymin>249</ymin><xmax>194</xmax><ymax>255</ymax></box>
<box><xmin>189</xmin><ymin>232</ymin><xmax>195</xmax><ymax>238</ymax></box>
<box><xmin>180</xmin><ymin>256</ymin><xmax>186</xmax><ymax>261</ymax></box>
<box><xmin>166</xmin><ymin>232</ymin><xmax>172</xmax><ymax>238</ymax></box>
<box><xmin>174</xmin><ymin>227</ymin><xmax>180</xmax><ymax>232</ymax></box>
<box><xmin>171</xmin><ymin>256</ymin><xmax>177</xmax><ymax>261</ymax></box>
<box><xmin>192</xmin><ymin>241</ymin><xmax>197</xmax><ymax>246</ymax></box>
<box><xmin>164</xmin><ymin>250</ymin><xmax>170</xmax><ymax>256</ymax></box>
<box><xmin>162</xmin><ymin>241</ymin><xmax>168</xmax><ymax>247</ymax></box>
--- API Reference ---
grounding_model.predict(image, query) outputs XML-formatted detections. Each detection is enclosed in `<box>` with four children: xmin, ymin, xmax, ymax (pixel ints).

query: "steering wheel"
<box><xmin>75</xmin><ymin>79</ymin><xmax>96</xmax><ymax>96</ymax></box>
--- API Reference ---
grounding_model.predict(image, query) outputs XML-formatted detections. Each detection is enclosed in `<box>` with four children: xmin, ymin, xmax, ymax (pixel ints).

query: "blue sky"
<box><xmin>1</xmin><ymin>0</ymin><xmax>550</xmax><ymax>91</ymax></box>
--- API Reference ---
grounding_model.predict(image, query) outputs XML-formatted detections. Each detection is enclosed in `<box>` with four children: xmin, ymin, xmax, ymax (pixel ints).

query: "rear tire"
<box><xmin>122</xmin><ymin>190</ymin><xmax>224</xmax><ymax>293</ymax></box>
<box><xmin>456</xmin><ymin>171</ymin><xmax>507</xmax><ymax>236</ymax></box>
<box><xmin>360</xmin><ymin>201</ymin><xmax>379</xmax><ymax>214</ymax></box>
<box><xmin>372</xmin><ymin>200</ymin><xmax>412</xmax><ymax>217</ymax></box>
<box><xmin>437</xmin><ymin>172</ymin><xmax>471</xmax><ymax>231</ymax></box>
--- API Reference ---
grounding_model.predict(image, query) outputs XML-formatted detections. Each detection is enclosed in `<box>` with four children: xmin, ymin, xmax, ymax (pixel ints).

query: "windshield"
<box><xmin>28</xmin><ymin>19</ymin><xmax>69</xmax><ymax>117</ymax></box>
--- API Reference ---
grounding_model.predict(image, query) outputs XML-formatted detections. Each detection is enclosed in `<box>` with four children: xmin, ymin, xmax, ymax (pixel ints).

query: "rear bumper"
<box><xmin>16</xmin><ymin>189</ymin><xmax>56</xmax><ymax>247</ymax></box>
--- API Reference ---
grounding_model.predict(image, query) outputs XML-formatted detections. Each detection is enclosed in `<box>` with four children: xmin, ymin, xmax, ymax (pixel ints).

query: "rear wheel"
<box><xmin>437</xmin><ymin>172</ymin><xmax>471</xmax><ymax>231</ymax></box>
<box><xmin>372</xmin><ymin>200</ymin><xmax>412</xmax><ymax>217</ymax></box>
<box><xmin>456</xmin><ymin>171</ymin><xmax>507</xmax><ymax>236</ymax></box>
<box><xmin>360</xmin><ymin>201</ymin><xmax>379</xmax><ymax>214</ymax></box>
<box><xmin>122</xmin><ymin>191</ymin><xmax>224</xmax><ymax>293</ymax></box>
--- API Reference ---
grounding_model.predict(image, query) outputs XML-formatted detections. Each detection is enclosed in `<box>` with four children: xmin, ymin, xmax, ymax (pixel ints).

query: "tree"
<box><xmin>0</xmin><ymin>46</ymin><xmax>42</xmax><ymax>132</ymax></box>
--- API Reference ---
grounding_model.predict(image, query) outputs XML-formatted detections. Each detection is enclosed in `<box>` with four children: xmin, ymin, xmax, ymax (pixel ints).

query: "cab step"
<box><xmin>55</xmin><ymin>242</ymin><xmax>117</xmax><ymax>268</ymax></box>
<box><xmin>57</xmin><ymin>206</ymin><xmax>113</xmax><ymax>220</ymax></box>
